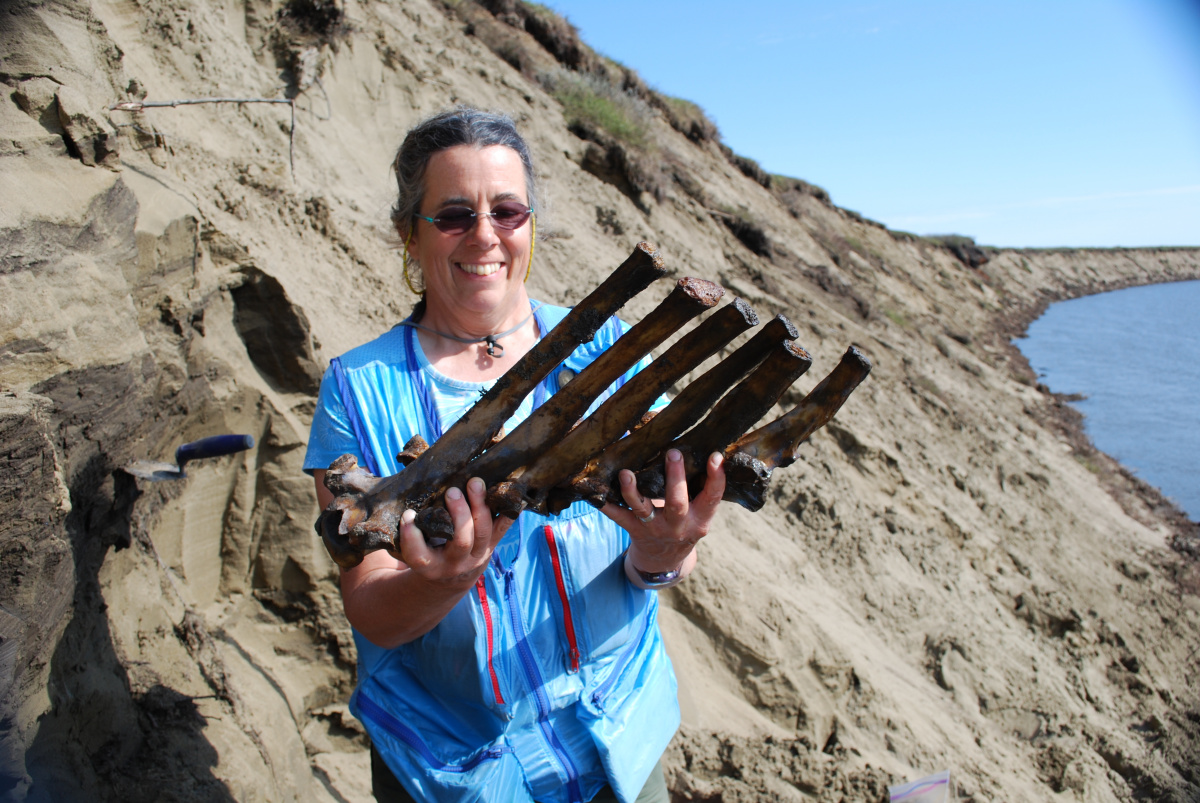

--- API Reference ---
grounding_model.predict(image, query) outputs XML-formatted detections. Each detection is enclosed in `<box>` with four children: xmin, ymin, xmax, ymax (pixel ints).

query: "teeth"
<box><xmin>458</xmin><ymin>263</ymin><xmax>503</xmax><ymax>276</ymax></box>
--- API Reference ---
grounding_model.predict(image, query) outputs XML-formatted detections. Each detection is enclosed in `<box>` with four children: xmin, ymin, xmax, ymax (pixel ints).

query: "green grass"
<box><xmin>663</xmin><ymin>95</ymin><xmax>711</xmax><ymax>127</ymax></box>
<box><xmin>649</xmin><ymin>92</ymin><xmax>719</xmax><ymax>143</ymax></box>
<box><xmin>543</xmin><ymin>69</ymin><xmax>649</xmax><ymax>147</ymax></box>
<box><xmin>769</xmin><ymin>174</ymin><xmax>831</xmax><ymax>204</ymax></box>
<box><xmin>559</xmin><ymin>88</ymin><xmax>644</xmax><ymax>143</ymax></box>
<box><xmin>883</xmin><ymin>308</ymin><xmax>910</xmax><ymax>328</ymax></box>
<box><xmin>664</xmin><ymin>95</ymin><xmax>701</xmax><ymax>114</ymax></box>
<box><xmin>600</xmin><ymin>53</ymin><xmax>628</xmax><ymax>72</ymax></box>
<box><xmin>520</xmin><ymin>0</ymin><xmax>555</xmax><ymax>15</ymax></box>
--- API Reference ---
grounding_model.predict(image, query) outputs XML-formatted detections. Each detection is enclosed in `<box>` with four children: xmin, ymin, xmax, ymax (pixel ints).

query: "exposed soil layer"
<box><xmin>2</xmin><ymin>1</ymin><xmax>1199</xmax><ymax>802</ymax></box>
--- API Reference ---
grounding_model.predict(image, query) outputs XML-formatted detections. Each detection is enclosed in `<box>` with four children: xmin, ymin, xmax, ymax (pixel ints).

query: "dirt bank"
<box><xmin>2</xmin><ymin>1</ymin><xmax>1198</xmax><ymax>801</ymax></box>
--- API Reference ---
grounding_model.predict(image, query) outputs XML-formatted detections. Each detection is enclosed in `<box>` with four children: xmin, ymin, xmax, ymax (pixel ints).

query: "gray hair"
<box><xmin>390</xmin><ymin>107</ymin><xmax>539</xmax><ymax>238</ymax></box>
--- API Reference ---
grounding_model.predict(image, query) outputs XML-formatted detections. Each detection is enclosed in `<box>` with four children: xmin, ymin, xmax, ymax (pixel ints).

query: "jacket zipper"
<box><xmin>504</xmin><ymin>567</ymin><xmax>584</xmax><ymax>803</ymax></box>
<box><xmin>356</xmin><ymin>692</ymin><xmax>510</xmax><ymax>770</ymax></box>
<box><xmin>472</xmin><ymin>576</ymin><xmax>506</xmax><ymax>700</ymax></box>
<box><xmin>542</xmin><ymin>525</ymin><xmax>581</xmax><ymax>672</ymax></box>
<box><xmin>475</xmin><ymin>576</ymin><xmax>506</xmax><ymax>705</ymax></box>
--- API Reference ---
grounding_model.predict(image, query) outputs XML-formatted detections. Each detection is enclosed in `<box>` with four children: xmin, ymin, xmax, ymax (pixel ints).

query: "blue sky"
<box><xmin>543</xmin><ymin>1</ymin><xmax>1200</xmax><ymax>248</ymax></box>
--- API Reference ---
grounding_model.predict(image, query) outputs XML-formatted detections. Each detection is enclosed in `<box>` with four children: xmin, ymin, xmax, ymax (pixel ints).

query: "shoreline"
<box><xmin>987</xmin><ymin>266</ymin><xmax>1200</xmax><ymax>571</ymax></box>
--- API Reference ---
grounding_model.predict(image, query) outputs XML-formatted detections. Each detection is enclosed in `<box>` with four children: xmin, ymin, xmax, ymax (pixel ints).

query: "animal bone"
<box><xmin>719</xmin><ymin>346</ymin><xmax>873</xmax><ymax>510</ymax></box>
<box><xmin>632</xmin><ymin>339</ymin><xmax>813</xmax><ymax>501</ymax></box>
<box><xmin>317</xmin><ymin>242</ymin><xmax>666</xmax><ymax>562</ymax></box>
<box><xmin>494</xmin><ymin>297</ymin><xmax>759</xmax><ymax>517</ymax></box>
<box><xmin>396</xmin><ymin>435</ymin><xmax>429</xmax><ymax>467</ymax></box>
<box><xmin>556</xmin><ymin>313</ymin><xmax>797</xmax><ymax>512</ymax></box>
<box><xmin>316</xmin><ymin>244</ymin><xmax>871</xmax><ymax>570</ymax></box>
<box><xmin>418</xmin><ymin>276</ymin><xmax>724</xmax><ymax>537</ymax></box>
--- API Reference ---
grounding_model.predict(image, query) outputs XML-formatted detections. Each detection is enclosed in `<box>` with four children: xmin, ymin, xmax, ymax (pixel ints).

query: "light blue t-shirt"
<box><xmin>410</xmin><ymin>326</ymin><xmax>541</xmax><ymax>440</ymax></box>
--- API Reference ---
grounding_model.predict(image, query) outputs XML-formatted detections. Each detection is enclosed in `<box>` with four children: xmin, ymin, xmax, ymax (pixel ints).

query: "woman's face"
<box><xmin>410</xmin><ymin>144</ymin><xmax>533</xmax><ymax>322</ymax></box>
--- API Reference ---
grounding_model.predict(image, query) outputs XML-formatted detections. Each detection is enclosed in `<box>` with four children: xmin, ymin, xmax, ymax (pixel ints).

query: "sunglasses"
<box><xmin>416</xmin><ymin>201</ymin><xmax>533</xmax><ymax>235</ymax></box>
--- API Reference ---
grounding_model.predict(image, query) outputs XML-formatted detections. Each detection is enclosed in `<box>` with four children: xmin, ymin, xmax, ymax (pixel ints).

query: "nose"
<box><xmin>466</xmin><ymin>211</ymin><xmax>502</xmax><ymax>245</ymax></box>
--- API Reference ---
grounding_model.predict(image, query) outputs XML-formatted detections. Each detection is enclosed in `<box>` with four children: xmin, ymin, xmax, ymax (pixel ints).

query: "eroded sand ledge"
<box><xmin>2</xmin><ymin>1</ymin><xmax>1198</xmax><ymax>801</ymax></box>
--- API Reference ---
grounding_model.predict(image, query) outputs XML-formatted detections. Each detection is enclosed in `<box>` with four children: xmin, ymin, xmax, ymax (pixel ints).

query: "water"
<box><xmin>1015</xmin><ymin>280</ymin><xmax>1200</xmax><ymax>522</ymax></box>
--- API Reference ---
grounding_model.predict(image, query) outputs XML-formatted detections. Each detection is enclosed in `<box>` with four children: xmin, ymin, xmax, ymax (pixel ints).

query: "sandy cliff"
<box><xmin>2</xmin><ymin>1</ymin><xmax>1198</xmax><ymax>801</ymax></box>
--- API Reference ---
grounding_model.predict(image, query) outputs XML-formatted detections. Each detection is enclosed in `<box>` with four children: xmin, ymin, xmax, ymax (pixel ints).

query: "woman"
<box><xmin>305</xmin><ymin>108</ymin><xmax>725</xmax><ymax>803</ymax></box>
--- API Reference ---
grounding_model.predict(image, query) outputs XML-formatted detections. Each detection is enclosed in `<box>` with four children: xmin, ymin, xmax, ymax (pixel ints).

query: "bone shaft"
<box><xmin>561</xmin><ymin>314</ymin><xmax>796</xmax><ymax>508</ymax></box>
<box><xmin>730</xmin><ymin>346</ymin><xmax>873</xmax><ymax>470</ymax></box>
<box><xmin>676</xmin><ymin>341</ymin><xmax>811</xmax><ymax>459</ymax></box>
<box><xmin>715</xmin><ymin>346</ymin><xmax>872</xmax><ymax>511</ymax></box>
<box><xmin>634</xmin><ymin>340</ymin><xmax>813</xmax><ymax>499</ymax></box>
<box><xmin>516</xmin><ymin>298</ymin><xmax>756</xmax><ymax>507</ymax></box>
<box><xmin>456</xmin><ymin>277</ymin><xmax>724</xmax><ymax>493</ymax></box>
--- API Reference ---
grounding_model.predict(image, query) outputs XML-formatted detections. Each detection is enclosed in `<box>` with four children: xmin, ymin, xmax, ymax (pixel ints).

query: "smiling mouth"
<box><xmin>457</xmin><ymin>262</ymin><xmax>504</xmax><ymax>276</ymax></box>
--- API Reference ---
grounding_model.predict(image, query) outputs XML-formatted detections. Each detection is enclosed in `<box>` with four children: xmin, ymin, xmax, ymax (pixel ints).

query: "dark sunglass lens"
<box><xmin>433</xmin><ymin>207</ymin><xmax>476</xmax><ymax>233</ymax></box>
<box><xmin>490</xmin><ymin>203</ymin><xmax>531</xmax><ymax>229</ymax></box>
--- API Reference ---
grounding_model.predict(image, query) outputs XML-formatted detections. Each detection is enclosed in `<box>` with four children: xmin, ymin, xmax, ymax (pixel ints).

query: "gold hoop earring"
<box><xmin>403</xmin><ymin>229</ymin><xmax>422</xmax><ymax>296</ymax></box>
<box><xmin>525</xmin><ymin>215</ymin><xmax>536</xmax><ymax>283</ymax></box>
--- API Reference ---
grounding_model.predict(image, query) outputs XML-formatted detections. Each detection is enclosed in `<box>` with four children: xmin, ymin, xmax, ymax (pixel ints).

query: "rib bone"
<box><xmin>418</xmin><ymin>276</ymin><xmax>724</xmax><ymax>537</ymax></box>
<box><xmin>317</xmin><ymin>242</ymin><xmax>666</xmax><ymax>566</ymax></box>
<box><xmin>720</xmin><ymin>346</ymin><xmax>873</xmax><ymax>510</ymax></box>
<box><xmin>558</xmin><ymin>313</ymin><xmax>797</xmax><ymax>512</ymax></box>
<box><xmin>634</xmin><ymin>340</ymin><xmax>813</xmax><ymax>501</ymax></box>
<box><xmin>316</xmin><ymin>247</ymin><xmax>872</xmax><ymax>571</ymax></box>
<box><xmin>396</xmin><ymin>435</ymin><xmax>429</xmax><ymax>467</ymax></box>
<box><xmin>496</xmin><ymin>297</ymin><xmax>759</xmax><ymax>516</ymax></box>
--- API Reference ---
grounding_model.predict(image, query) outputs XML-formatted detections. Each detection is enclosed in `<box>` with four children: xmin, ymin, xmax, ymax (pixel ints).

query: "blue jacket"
<box><xmin>304</xmin><ymin>304</ymin><xmax>679</xmax><ymax>803</ymax></box>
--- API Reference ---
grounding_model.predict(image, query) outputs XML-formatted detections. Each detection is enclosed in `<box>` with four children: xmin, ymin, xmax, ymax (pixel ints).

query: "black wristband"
<box><xmin>636</xmin><ymin>567</ymin><xmax>682</xmax><ymax>587</ymax></box>
<box><xmin>624</xmin><ymin>551</ymin><xmax>682</xmax><ymax>588</ymax></box>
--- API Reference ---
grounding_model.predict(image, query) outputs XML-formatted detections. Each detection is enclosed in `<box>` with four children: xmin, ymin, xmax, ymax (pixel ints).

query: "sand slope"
<box><xmin>1</xmin><ymin>1</ymin><xmax>1198</xmax><ymax>801</ymax></box>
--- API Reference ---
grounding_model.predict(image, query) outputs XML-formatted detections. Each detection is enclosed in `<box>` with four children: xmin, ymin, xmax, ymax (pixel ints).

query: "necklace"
<box><xmin>398</xmin><ymin>302</ymin><xmax>542</xmax><ymax>357</ymax></box>
<box><xmin>401</xmin><ymin>304</ymin><xmax>551</xmax><ymax>443</ymax></box>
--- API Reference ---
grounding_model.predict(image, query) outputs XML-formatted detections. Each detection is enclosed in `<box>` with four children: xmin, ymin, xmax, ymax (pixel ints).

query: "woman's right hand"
<box><xmin>397</xmin><ymin>477</ymin><xmax>513</xmax><ymax>589</ymax></box>
<box><xmin>338</xmin><ymin>477</ymin><xmax>512</xmax><ymax>648</ymax></box>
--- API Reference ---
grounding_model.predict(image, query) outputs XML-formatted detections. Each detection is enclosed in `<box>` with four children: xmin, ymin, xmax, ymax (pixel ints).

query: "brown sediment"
<box><xmin>7</xmin><ymin>0</ymin><xmax>1200</xmax><ymax>798</ymax></box>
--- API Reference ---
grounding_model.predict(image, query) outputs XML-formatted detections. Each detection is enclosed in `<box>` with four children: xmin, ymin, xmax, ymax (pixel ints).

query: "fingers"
<box><xmin>397</xmin><ymin>508</ymin><xmax>432</xmax><ymax>569</ymax></box>
<box><xmin>492</xmin><ymin>514</ymin><xmax>515</xmax><ymax>543</ymax></box>
<box><xmin>689</xmin><ymin>452</ymin><xmax>726</xmax><ymax>530</ymax></box>
<box><xmin>444</xmin><ymin>485</ymin><xmax>474</xmax><ymax>553</ymax></box>
<box><xmin>466</xmin><ymin>477</ymin><xmax>503</xmax><ymax>558</ymax></box>
<box><xmin>400</xmin><ymin>479</ymin><xmax>506</xmax><ymax>581</ymax></box>
<box><xmin>601</xmin><ymin>499</ymin><xmax>639</xmax><ymax>533</ymax></box>
<box><xmin>662</xmin><ymin>449</ymin><xmax>689</xmax><ymax>519</ymax></box>
<box><xmin>617</xmin><ymin>469</ymin><xmax>651</xmax><ymax>515</ymax></box>
<box><xmin>618</xmin><ymin>469</ymin><xmax>638</xmax><ymax>507</ymax></box>
<box><xmin>599</xmin><ymin>471</ymin><xmax>645</xmax><ymax>532</ymax></box>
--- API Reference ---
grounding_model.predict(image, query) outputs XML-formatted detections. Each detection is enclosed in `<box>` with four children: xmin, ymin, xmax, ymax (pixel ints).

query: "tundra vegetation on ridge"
<box><xmin>1</xmin><ymin>0</ymin><xmax>1199</xmax><ymax>801</ymax></box>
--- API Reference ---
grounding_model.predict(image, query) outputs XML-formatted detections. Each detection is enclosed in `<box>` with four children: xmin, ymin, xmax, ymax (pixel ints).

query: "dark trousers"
<box><xmin>371</xmin><ymin>745</ymin><xmax>669</xmax><ymax>803</ymax></box>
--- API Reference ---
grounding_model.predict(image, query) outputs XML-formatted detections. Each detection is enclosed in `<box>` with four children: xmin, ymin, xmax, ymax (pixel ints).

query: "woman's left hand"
<box><xmin>601</xmin><ymin>449</ymin><xmax>726</xmax><ymax>585</ymax></box>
